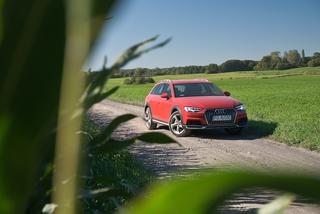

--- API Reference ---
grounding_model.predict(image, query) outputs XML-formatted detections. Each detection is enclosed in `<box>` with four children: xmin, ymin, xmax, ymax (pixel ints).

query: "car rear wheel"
<box><xmin>169</xmin><ymin>111</ymin><xmax>191</xmax><ymax>137</ymax></box>
<box><xmin>225</xmin><ymin>127</ymin><xmax>243</xmax><ymax>135</ymax></box>
<box><xmin>145</xmin><ymin>107</ymin><xmax>157</xmax><ymax>130</ymax></box>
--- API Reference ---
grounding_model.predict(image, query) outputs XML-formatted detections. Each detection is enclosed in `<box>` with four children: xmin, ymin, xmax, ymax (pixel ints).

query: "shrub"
<box><xmin>220</xmin><ymin>60</ymin><xmax>247</xmax><ymax>72</ymax></box>
<box><xmin>124</xmin><ymin>78</ymin><xmax>133</xmax><ymax>84</ymax></box>
<box><xmin>275</xmin><ymin>61</ymin><xmax>295</xmax><ymax>70</ymax></box>
<box><xmin>308</xmin><ymin>58</ymin><xmax>320</xmax><ymax>67</ymax></box>
<box><xmin>242</xmin><ymin>60</ymin><xmax>258</xmax><ymax>70</ymax></box>
<box><xmin>144</xmin><ymin>77</ymin><xmax>155</xmax><ymax>83</ymax></box>
<box><xmin>124</xmin><ymin>77</ymin><xmax>155</xmax><ymax>85</ymax></box>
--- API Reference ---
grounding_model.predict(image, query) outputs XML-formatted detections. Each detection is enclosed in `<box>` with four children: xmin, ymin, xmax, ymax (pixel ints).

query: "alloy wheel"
<box><xmin>170</xmin><ymin>114</ymin><xmax>184</xmax><ymax>135</ymax></box>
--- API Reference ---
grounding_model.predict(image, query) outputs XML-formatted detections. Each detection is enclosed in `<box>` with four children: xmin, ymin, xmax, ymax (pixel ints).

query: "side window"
<box><xmin>151</xmin><ymin>83</ymin><xmax>171</xmax><ymax>96</ymax></box>
<box><xmin>150</xmin><ymin>85</ymin><xmax>160</xmax><ymax>95</ymax></box>
<box><xmin>156</xmin><ymin>84</ymin><xmax>165</xmax><ymax>95</ymax></box>
<box><xmin>151</xmin><ymin>84</ymin><xmax>165</xmax><ymax>95</ymax></box>
<box><xmin>161</xmin><ymin>84</ymin><xmax>167</xmax><ymax>94</ymax></box>
<box><xmin>159</xmin><ymin>84</ymin><xmax>171</xmax><ymax>97</ymax></box>
<box><xmin>173</xmin><ymin>84</ymin><xmax>186</xmax><ymax>97</ymax></box>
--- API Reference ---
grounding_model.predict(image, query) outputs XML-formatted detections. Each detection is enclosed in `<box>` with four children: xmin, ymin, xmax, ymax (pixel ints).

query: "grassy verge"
<box><xmin>81</xmin><ymin>119</ymin><xmax>153</xmax><ymax>213</ymax></box>
<box><xmin>106</xmin><ymin>67</ymin><xmax>320</xmax><ymax>151</ymax></box>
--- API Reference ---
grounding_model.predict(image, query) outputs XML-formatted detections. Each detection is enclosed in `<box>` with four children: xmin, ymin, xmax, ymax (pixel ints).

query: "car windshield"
<box><xmin>173</xmin><ymin>83</ymin><xmax>224</xmax><ymax>97</ymax></box>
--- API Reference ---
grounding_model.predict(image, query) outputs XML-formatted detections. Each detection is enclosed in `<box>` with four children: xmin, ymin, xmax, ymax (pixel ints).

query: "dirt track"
<box><xmin>88</xmin><ymin>100</ymin><xmax>320</xmax><ymax>213</ymax></box>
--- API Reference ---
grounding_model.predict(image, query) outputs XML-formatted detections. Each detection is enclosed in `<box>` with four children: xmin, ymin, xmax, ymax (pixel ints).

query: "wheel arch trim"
<box><xmin>170</xmin><ymin>105</ymin><xmax>184</xmax><ymax>125</ymax></box>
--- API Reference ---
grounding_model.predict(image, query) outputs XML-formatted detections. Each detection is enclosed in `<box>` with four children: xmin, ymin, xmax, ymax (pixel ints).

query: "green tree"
<box><xmin>255</xmin><ymin>55</ymin><xmax>272</xmax><ymax>70</ymax></box>
<box><xmin>307</xmin><ymin>52</ymin><xmax>320</xmax><ymax>67</ymax></box>
<box><xmin>301</xmin><ymin>49</ymin><xmax>305</xmax><ymax>62</ymax></box>
<box><xmin>219</xmin><ymin>60</ymin><xmax>247</xmax><ymax>72</ymax></box>
<box><xmin>308</xmin><ymin>58</ymin><xmax>320</xmax><ymax>67</ymax></box>
<box><xmin>313</xmin><ymin>52</ymin><xmax>320</xmax><ymax>58</ymax></box>
<box><xmin>242</xmin><ymin>60</ymin><xmax>257</xmax><ymax>70</ymax></box>
<box><xmin>286</xmin><ymin>49</ymin><xmax>301</xmax><ymax>66</ymax></box>
<box><xmin>255</xmin><ymin>51</ymin><xmax>287</xmax><ymax>71</ymax></box>
<box><xmin>134</xmin><ymin>68</ymin><xmax>145</xmax><ymax>77</ymax></box>
<box><xmin>205</xmin><ymin>63</ymin><xmax>219</xmax><ymax>73</ymax></box>
<box><xmin>283</xmin><ymin>51</ymin><xmax>288</xmax><ymax>61</ymax></box>
<box><xmin>270</xmin><ymin>51</ymin><xmax>282</xmax><ymax>67</ymax></box>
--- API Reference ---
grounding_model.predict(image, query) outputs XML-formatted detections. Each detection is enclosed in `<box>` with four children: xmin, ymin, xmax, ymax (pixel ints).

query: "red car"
<box><xmin>144</xmin><ymin>79</ymin><xmax>247</xmax><ymax>137</ymax></box>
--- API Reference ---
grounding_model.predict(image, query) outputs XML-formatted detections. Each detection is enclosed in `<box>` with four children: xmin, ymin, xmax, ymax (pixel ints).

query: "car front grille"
<box><xmin>204</xmin><ymin>108</ymin><xmax>236</xmax><ymax>125</ymax></box>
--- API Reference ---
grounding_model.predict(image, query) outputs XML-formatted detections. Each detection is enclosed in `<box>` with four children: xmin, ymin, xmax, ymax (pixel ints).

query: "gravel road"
<box><xmin>88</xmin><ymin>99</ymin><xmax>320</xmax><ymax>213</ymax></box>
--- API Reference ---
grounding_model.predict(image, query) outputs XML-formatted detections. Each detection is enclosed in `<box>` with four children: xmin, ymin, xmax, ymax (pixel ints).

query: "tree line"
<box><xmin>108</xmin><ymin>49</ymin><xmax>320</xmax><ymax>79</ymax></box>
<box><xmin>255</xmin><ymin>50</ymin><xmax>320</xmax><ymax>70</ymax></box>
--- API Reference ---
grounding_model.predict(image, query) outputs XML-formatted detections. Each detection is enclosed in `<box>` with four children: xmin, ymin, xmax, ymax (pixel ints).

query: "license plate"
<box><xmin>212</xmin><ymin>115</ymin><xmax>232</xmax><ymax>121</ymax></box>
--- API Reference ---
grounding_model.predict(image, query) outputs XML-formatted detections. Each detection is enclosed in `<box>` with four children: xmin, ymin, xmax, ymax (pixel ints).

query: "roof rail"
<box><xmin>160</xmin><ymin>79</ymin><xmax>171</xmax><ymax>82</ymax></box>
<box><xmin>194</xmin><ymin>79</ymin><xmax>209</xmax><ymax>82</ymax></box>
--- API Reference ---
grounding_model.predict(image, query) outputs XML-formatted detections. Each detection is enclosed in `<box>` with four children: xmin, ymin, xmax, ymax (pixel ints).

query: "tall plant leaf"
<box><xmin>111</xmin><ymin>35</ymin><xmax>171</xmax><ymax>70</ymax></box>
<box><xmin>84</xmin><ymin>35</ymin><xmax>171</xmax><ymax>100</ymax></box>
<box><xmin>0</xmin><ymin>0</ymin><xmax>3</xmax><ymax>43</ymax></box>
<box><xmin>83</xmin><ymin>86</ymin><xmax>119</xmax><ymax>110</ymax></box>
<box><xmin>0</xmin><ymin>0</ymin><xmax>66</xmax><ymax>213</ymax></box>
<box><xmin>121</xmin><ymin>170</ymin><xmax>320</xmax><ymax>214</ymax></box>
<box><xmin>0</xmin><ymin>0</ymin><xmax>118</xmax><ymax>213</ymax></box>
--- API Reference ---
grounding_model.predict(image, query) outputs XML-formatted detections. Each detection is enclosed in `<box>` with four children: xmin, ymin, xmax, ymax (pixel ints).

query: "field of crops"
<box><xmin>107</xmin><ymin>67</ymin><xmax>320</xmax><ymax>151</ymax></box>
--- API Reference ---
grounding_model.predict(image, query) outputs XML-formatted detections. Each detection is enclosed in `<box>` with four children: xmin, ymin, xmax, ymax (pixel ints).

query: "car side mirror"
<box><xmin>160</xmin><ymin>92</ymin><xmax>169</xmax><ymax>99</ymax></box>
<box><xmin>224</xmin><ymin>91</ymin><xmax>231</xmax><ymax>96</ymax></box>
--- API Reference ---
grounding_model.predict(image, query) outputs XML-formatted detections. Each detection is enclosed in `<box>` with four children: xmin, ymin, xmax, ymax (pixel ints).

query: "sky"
<box><xmin>87</xmin><ymin>0</ymin><xmax>320</xmax><ymax>70</ymax></box>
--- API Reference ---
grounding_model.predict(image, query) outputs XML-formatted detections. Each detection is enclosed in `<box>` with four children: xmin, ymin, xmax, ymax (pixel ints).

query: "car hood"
<box><xmin>175</xmin><ymin>96</ymin><xmax>241</xmax><ymax>109</ymax></box>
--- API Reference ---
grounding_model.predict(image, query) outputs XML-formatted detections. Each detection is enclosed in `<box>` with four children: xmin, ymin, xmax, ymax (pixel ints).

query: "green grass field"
<box><xmin>106</xmin><ymin>67</ymin><xmax>320</xmax><ymax>151</ymax></box>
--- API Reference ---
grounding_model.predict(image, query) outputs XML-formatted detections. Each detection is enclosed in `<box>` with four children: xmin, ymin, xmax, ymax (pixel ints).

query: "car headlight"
<box><xmin>184</xmin><ymin>106</ymin><xmax>202</xmax><ymax>112</ymax></box>
<box><xmin>235</xmin><ymin>104</ymin><xmax>246</xmax><ymax>111</ymax></box>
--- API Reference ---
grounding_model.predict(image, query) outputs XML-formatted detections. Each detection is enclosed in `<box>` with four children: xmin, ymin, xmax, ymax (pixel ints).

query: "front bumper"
<box><xmin>183</xmin><ymin>109</ymin><xmax>248</xmax><ymax>130</ymax></box>
<box><xmin>185</xmin><ymin>122</ymin><xmax>247</xmax><ymax>130</ymax></box>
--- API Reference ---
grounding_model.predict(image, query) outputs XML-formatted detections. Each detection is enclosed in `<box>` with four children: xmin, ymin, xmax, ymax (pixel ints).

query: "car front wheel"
<box><xmin>169</xmin><ymin>111</ymin><xmax>191</xmax><ymax>137</ymax></box>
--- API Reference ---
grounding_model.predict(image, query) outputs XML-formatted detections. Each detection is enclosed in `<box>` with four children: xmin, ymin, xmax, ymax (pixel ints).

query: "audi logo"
<box><xmin>214</xmin><ymin>109</ymin><xmax>225</xmax><ymax>114</ymax></box>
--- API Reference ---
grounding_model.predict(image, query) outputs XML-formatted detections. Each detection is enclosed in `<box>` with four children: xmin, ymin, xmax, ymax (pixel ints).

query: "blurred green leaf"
<box><xmin>122</xmin><ymin>170</ymin><xmax>320</xmax><ymax>214</ymax></box>
<box><xmin>0</xmin><ymin>0</ymin><xmax>118</xmax><ymax>213</ymax></box>
<box><xmin>1</xmin><ymin>0</ymin><xmax>173</xmax><ymax>212</ymax></box>
<box><xmin>84</xmin><ymin>36</ymin><xmax>170</xmax><ymax>100</ymax></box>
<box><xmin>77</xmin><ymin>15</ymin><xmax>171</xmax><ymax>214</ymax></box>
<box><xmin>111</xmin><ymin>35</ymin><xmax>171</xmax><ymax>70</ymax></box>
<box><xmin>90</xmin><ymin>0</ymin><xmax>115</xmax><ymax>45</ymax></box>
<box><xmin>258</xmin><ymin>193</ymin><xmax>295</xmax><ymax>214</ymax></box>
<box><xmin>0</xmin><ymin>0</ymin><xmax>66</xmax><ymax>213</ymax></box>
<box><xmin>0</xmin><ymin>0</ymin><xmax>3</xmax><ymax>43</ymax></box>
<box><xmin>84</xmin><ymin>86</ymin><xmax>119</xmax><ymax>110</ymax></box>
<box><xmin>0</xmin><ymin>115</ymin><xmax>11</xmax><ymax>145</ymax></box>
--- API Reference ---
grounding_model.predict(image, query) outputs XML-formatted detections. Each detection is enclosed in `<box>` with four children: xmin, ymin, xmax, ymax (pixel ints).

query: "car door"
<box><xmin>157</xmin><ymin>83</ymin><xmax>173</xmax><ymax>123</ymax></box>
<box><xmin>149</xmin><ymin>83</ymin><xmax>164</xmax><ymax>120</ymax></box>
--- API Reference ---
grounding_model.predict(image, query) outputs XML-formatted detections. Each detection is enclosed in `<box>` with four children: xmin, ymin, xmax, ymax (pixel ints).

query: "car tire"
<box><xmin>145</xmin><ymin>107</ymin><xmax>157</xmax><ymax>130</ymax></box>
<box><xmin>169</xmin><ymin>111</ymin><xmax>191</xmax><ymax>137</ymax></box>
<box><xmin>225</xmin><ymin>127</ymin><xmax>243</xmax><ymax>135</ymax></box>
